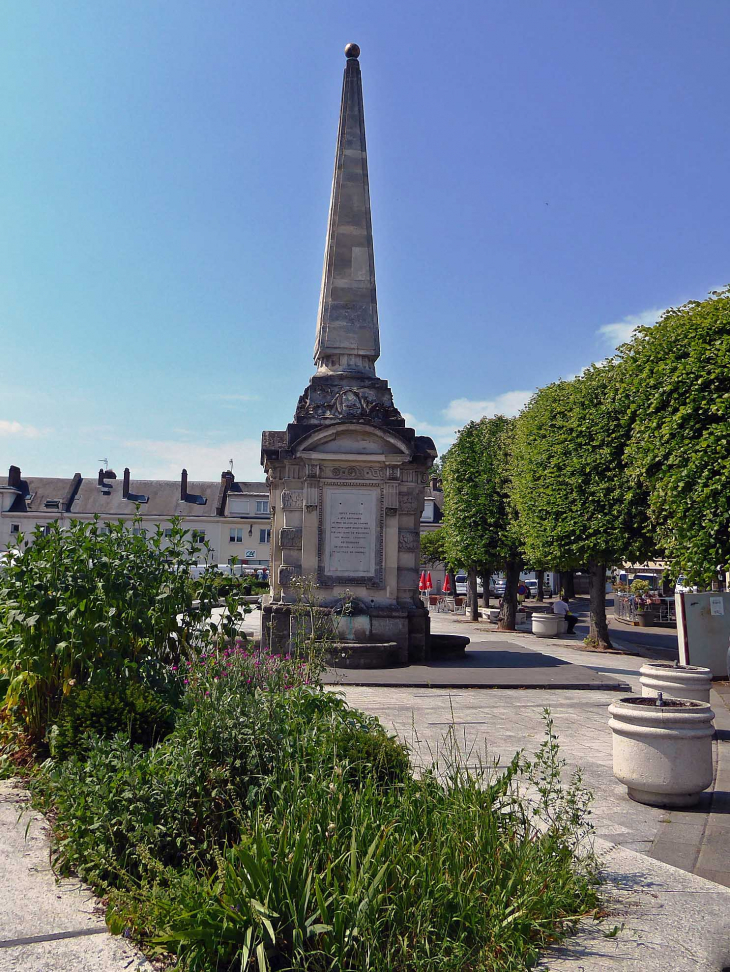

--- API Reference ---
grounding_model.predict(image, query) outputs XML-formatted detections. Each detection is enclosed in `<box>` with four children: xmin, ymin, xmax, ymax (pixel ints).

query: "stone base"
<box><xmin>429</xmin><ymin>633</ymin><xmax>469</xmax><ymax>658</ymax></box>
<box><xmin>326</xmin><ymin>642</ymin><xmax>402</xmax><ymax>669</ymax></box>
<box><xmin>627</xmin><ymin>787</ymin><xmax>702</xmax><ymax>808</ymax></box>
<box><xmin>261</xmin><ymin>596</ymin><xmax>430</xmax><ymax>665</ymax></box>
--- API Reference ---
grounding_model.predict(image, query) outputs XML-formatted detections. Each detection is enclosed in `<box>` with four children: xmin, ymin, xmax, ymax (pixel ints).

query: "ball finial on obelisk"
<box><xmin>344</xmin><ymin>43</ymin><xmax>360</xmax><ymax>59</ymax></box>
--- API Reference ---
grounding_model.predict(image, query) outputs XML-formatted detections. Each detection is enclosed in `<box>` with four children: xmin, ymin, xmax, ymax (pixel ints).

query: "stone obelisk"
<box><xmin>261</xmin><ymin>44</ymin><xmax>436</xmax><ymax>666</ymax></box>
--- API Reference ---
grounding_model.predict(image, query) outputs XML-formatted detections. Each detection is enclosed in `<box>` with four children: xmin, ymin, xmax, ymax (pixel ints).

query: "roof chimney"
<box><xmin>98</xmin><ymin>468</ymin><xmax>105</xmax><ymax>486</ymax></box>
<box><xmin>123</xmin><ymin>468</ymin><xmax>130</xmax><ymax>499</ymax></box>
<box><xmin>217</xmin><ymin>470</ymin><xmax>234</xmax><ymax>516</ymax></box>
<box><xmin>181</xmin><ymin>468</ymin><xmax>188</xmax><ymax>501</ymax></box>
<box><xmin>430</xmin><ymin>475</ymin><xmax>439</xmax><ymax>492</ymax></box>
<box><xmin>62</xmin><ymin>473</ymin><xmax>82</xmax><ymax>512</ymax></box>
<box><xmin>8</xmin><ymin>465</ymin><xmax>21</xmax><ymax>490</ymax></box>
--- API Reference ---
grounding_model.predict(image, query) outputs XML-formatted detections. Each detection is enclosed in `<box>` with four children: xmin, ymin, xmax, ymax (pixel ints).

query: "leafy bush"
<box><xmin>197</xmin><ymin>572</ymin><xmax>268</xmax><ymax>599</ymax></box>
<box><xmin>630</xmin><ymin>579</ymin><xmax>651</xmax><ymax>595</ymax></box>
<box><xmin>50</xmin><ymin>681</ymin><xmax>175</xmax><ymax>760</ymax></box>
<box><xmin>0</xmin><ymin>517</ymin><xmax>250</xmax><ymax>741</ymax></box>
<box><xmin>334</xmin><ymin>720</ymin><xmax>410</xmax><ymax>787</ymax></box>
<box><xmin>33</xmin><ymin>673</ymin><xmax>598</xmax><ymax>971</ymax></box>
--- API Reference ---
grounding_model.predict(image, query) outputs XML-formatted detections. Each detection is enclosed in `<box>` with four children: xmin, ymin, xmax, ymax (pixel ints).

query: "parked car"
<box><xmin>454</xmin><ymin>574</ymin><xmax>483</xmax><ymax>596</ymax></box>
<box><xmin>675</xmin><ymin>576</ymin><xmax>699</xmax><ymax>594</ymax></box>
<box><xmin>525</xmin><ymin>579</ymin><xmax>539</xmax><ymax>597</ymax></box>
<box><xmin>493</xmin><ymin>578</ymin><xmax>507</xmax><ymax>596</ymax></box>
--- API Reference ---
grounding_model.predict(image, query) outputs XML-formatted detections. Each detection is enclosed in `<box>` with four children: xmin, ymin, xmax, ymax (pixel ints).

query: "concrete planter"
<box><xmin>515</xmin><ymin>611</ymin><xmax>527</xmax><ymax>626</ymax></box>
<box><xmin>640</xmin><ymin>662</ymin><xmax>713</xmax><ymax>704</ymax></box>
<box><xmin>636</xmin><ymin>611</ymin><xmax>655</xmax><ymax>627</ymax></box>
<box><xmin>531</xmin><ymin>613</ymin><xmax>561</xmax><ymax>638</ymax></box>
<box><xmin>608</xmin><ymin>696</ymin><xmax>715</xmax><ymax>807</ymax></box>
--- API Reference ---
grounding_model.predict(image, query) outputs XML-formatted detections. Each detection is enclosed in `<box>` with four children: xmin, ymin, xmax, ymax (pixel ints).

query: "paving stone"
<box><xmin>325</xmin><ymin>638</ymin><xmax>629</xmax><ymax>690</ymax></box>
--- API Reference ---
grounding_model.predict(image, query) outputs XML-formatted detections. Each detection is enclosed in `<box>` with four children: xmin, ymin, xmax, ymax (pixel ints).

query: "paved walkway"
<box><xmin>0</xmin><ymin>782</ymin><xmax>151</xmax><ymax>971</ymax></box>
<box><xmin>339</xmin><ymin>612</ymin><xmax>730</xmax><ymax>891</ymax></box>
<box><xmin>324</xmin><ymin>637</ymin><xmax>630</xmax><ymax>690</ymax></box>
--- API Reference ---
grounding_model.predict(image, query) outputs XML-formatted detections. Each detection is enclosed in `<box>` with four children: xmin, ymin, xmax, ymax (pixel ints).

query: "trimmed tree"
<box><xmin>618</xmin><ymin>288</ymin><xmax>730</xmax><ymax>585</ymax></box>
<box><xmin>442</xmin><ymin>417</ymin><xmax>521</xmax><ymax>627</ymax></box>
<box><xmin>511</xmin><ymin>362</ymin><xmax>652</xmax><ymax>648</ymax></box>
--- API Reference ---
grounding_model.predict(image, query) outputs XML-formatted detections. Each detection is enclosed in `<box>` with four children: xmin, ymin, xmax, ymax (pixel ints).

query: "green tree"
<box><xmin>512</xmin><ymin>362</ymin><xmax>652</xmax><ymax>648</ymax></box>
<box><xmin>420</xmin><ymin>526</ymin><xmax>458</xmax><ymax>601</ymax></box>
<box><xmin>618</xmin><ymin>288</ymin><xmax>730</xmax><ymax>585</ymax></box>
<box><xmin>442</xmin><ymin>417</ymin><xmax>521</xmax><ymax>626</ymax></box>
<box><xmin>419</xmin><ymin>526</ymin><xmax>450</xmax><ymax>568</ymax></box>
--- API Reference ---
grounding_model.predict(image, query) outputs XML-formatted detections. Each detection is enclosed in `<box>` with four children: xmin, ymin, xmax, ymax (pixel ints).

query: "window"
<box><xmin>259</xmin><ymin>528</ymin><xmax>271</xmax><ymax>544</ymax></box>
<box><xmin>230</xmin><ymin>528</ymin><xmax>244</xmax><ymax>543</ymax></box>
<box><xmin>256</xmin><ymin>500</ymin><xmax>269</xmax><ymax>514</ymax></box>
<box><xmin>10</xmin><ymin>524</ymin><xmax>19</xmax><ymax>534</ymax></box>
<box><xmin>40</xmin><ymin>524</ymin><xmax>53</xmax><ymax>537</ymax></box>
<box><xmin>164</xmin><ymin>528</ymin><xmax>173</xmax><ymax>539</ymax></box>
<box><xmin>421</xmin><ymin>500</ymin><xmax>434</xmax><ymax>522</ymax></box>
<box><xmin>192</xmin><ymin>530</ymin><xmax>206</xmax><ymax>543</ymax></box>
<box><xmin>132</xmin><ymin>527</ymin><xmax>148</xmax><ymax>537</ymax></box>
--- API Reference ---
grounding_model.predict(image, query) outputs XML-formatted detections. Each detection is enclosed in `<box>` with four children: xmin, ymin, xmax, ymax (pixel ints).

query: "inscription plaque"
<box><xmin>325</xmin><ymin>488</ymin><xmax>377</xmax><ymax>578</ymax></box>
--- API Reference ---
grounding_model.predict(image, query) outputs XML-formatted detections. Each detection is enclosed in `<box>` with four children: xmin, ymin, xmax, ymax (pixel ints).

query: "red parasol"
<box><xmin>441</xmin><ymin>573</ymin><xmax>452</xmax><ymax>594</ymax></box>
<box><xmin>425</xmin><ymin>571</ymin><xmax>433</xmax><ymax>591</ymax></box>
<box><xmin>418</xmin><ymin>571</ymin><xmax>427</xmax><ymax>592</ymax></box>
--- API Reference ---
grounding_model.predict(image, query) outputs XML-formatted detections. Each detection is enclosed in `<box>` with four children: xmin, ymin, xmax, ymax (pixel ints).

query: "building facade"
<box><xmin>0</xmin><ymin>465</ymin><xmax>271</xmax><ymax>566</ymax></box>
<box><xmin>1</xmin><ymin>463</ymin><xmax>443</xmax><ymax>571</ymax></box>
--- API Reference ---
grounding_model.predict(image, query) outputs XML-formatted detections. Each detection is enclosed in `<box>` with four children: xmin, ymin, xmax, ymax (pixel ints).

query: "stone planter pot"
<box><xmin>608</xmin><ymin>696</ymin><xmax>715</xmax><ymax>807</ymax></box>
<box><xmin>516</xmin><ymin>611</ymin><xmax>527</xmax><ymax>626</ymax></box>
<box><xmin>532</xmin><ymin>613</ymin><xmax>561</xmax><ymax>638</ymax></box>
<box><xmin>636</xmin><ymin>612</ymin><xmax>653</xmax><ymax>627</ymax></box>
<box><xmin>640</xmin><ymin>662</ymin><xmax>713</xmax><ymax>704</ymax></box>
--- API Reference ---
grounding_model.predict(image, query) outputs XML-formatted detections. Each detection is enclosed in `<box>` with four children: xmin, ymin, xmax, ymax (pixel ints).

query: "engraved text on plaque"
<box><xmin>324</xmin><ymin>487</ymin><xmax>377</xmax><ymax>577</ymax></box>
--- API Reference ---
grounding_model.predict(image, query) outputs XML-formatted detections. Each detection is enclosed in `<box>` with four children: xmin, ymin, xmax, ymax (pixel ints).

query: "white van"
<box><xmin>455</xmin><ymin>574</ymin><xmax>483</xmax><ymax>596</ymax></box>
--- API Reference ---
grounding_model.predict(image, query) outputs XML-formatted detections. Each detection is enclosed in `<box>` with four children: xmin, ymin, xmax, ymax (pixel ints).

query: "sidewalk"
<box><xmin>338</xmin><ymin>611</ymin><xmax>730</xmax><ymax>968</ymax></box>
<box><xmin>340</xmin><ymin>613</ymin><xmax>730</xmax><ymax>887</ymax></box>
<box><xmin>0</xmin><ymin>782</ymin><xmax>151</xmax><ymax>972</ymax></box>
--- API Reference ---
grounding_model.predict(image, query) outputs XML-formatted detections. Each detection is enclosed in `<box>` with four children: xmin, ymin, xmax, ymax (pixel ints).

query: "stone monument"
<box><xmin>261</xmin><ymin>43</ymin><xmax>437</xmax><ymax>666</ymax></box>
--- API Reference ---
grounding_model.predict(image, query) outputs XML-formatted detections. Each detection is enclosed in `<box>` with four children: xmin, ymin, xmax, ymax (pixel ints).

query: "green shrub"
<box><xmin>630</xmin><ymin>579</ymin><xmax>651</xmax><ymax>595</ymax></box>
<box><xmin>335</xmin><ymin>720</ymin><xmax>410</xmax><ymax>787</ymax></box>
<box><xmin>50</xmin><ymin>681</ymin><xmax>175</xmax><ymax>760</ymax></box>
<box><xmin>0</xmin><ymin>516</ymin><xmax>250</xmax><ymax>741</ymax></box>
<box><xmin>33</xmin><ymin>681</ymin><xmax>598</xmax><ymax>971</ymax></box>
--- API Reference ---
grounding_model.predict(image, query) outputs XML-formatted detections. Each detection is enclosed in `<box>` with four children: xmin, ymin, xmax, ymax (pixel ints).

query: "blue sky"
<box><xmin>1</xmin><ymin>1</ymin><xmax>728</xmax><ymax>481</ymax></box>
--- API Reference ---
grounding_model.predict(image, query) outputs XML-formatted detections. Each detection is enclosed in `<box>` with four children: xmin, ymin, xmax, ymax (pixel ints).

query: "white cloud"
<box><xmin>0</xmin><ymin>419</ymin><xmax>45</xmax><ymax>439</ymax></box>
<box><xmin>443</xmin><ymin>391</ymin><xmax>532</xmax><ymax>423</ymax></box>
<box><xmin>403</xmin><ymin>389</ymin><xmax>532</xmax><ymax>455</ymax></box>
<box><xmin>598</xmin><ymin>307</ymin><xmax>664</xmax><ymax>348</ymax></box>
<box><xmin>123</xmin><ymin>437</ymin><xmax>264</xmax><ymax>481</ymax></box>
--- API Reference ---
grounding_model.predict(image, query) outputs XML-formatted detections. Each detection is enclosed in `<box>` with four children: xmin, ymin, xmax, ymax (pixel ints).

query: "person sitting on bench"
<box><xmin>552</xmin><ymin>595</ymin><xmax>578</xmax><ymax>634</ymax></box>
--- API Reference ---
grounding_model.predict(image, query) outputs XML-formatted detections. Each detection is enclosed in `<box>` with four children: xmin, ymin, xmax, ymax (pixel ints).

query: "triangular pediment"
<box><xmin>293</xmin><ymin>423</ymin><xmax>412</xmax><ymax>459</ymax></box>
